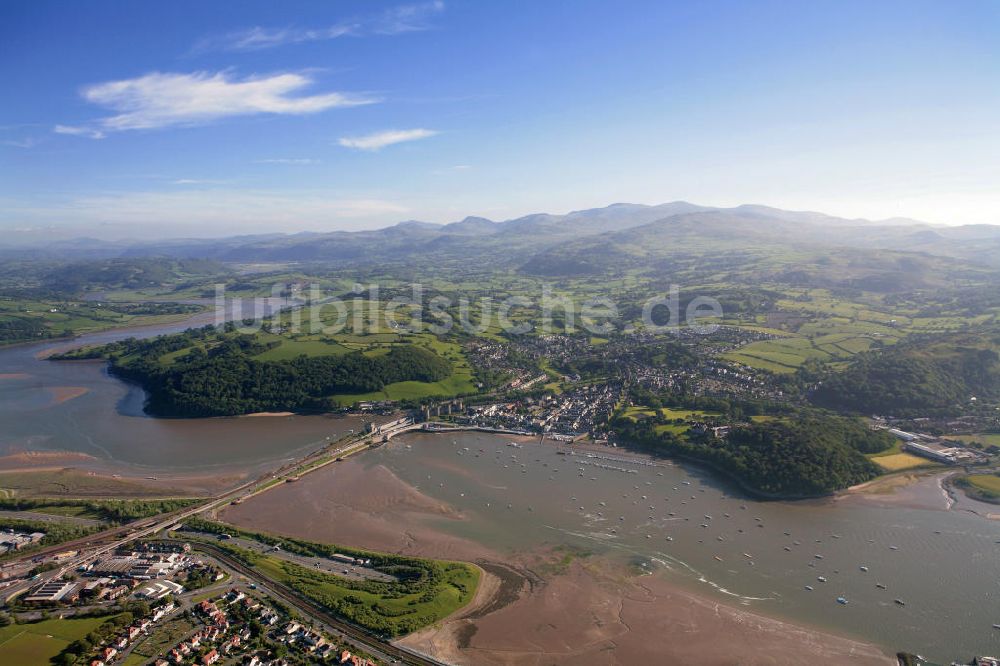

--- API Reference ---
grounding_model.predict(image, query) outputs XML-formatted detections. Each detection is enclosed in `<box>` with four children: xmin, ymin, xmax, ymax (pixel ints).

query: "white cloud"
<box><xmin>54</xmin><ymin>124</ymin><xmax>106</xmax><ymax>139</ymax></box>
<box><xmin>338</xmin><ymin>128</ymin><xmax>438</xmax><ymax>151</ymax></box>
<box><xmin>193</xmin><ymin>1</ymin><xmax>444</xmax><ymax>52</ymax></box>
<box><xmin>54</xmin><ymin>71</ymin><xmax>376</xmax><ymax>137</ymax></box>
<box><xmin>198</xmin><ymin>24</ymin><xmax>356</xmax><ymax>53</ymax></box>
<box><xmin>374</xmin><ymin>0</ymin><xmax>445</xmax><ymax>35</ymax></box>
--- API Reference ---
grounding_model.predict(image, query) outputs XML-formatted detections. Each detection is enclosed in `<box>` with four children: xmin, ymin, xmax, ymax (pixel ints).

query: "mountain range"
<box><xmin>5</xmin><ymin>202</ymin><xmax>1000</xmax><ymax>277</ymax></box>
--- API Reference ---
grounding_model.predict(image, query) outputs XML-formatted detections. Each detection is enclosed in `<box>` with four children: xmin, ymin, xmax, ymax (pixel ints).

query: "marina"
<box><xmin>342</xmin><ymin>432</ymin><xmax>1000</xmax><ymax>662</ymax></box>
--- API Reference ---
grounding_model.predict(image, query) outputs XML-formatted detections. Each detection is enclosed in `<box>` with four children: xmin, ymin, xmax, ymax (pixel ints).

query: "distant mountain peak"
<box><xmin>393</xmin><ymin>220</ymin><xmax>442</xmax><ymax>231</ymax></box>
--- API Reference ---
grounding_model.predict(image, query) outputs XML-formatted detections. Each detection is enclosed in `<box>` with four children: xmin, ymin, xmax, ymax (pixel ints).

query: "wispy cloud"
<box><xmin>55</xmin><ymin>124</ymin><xmax>106</xmax><ymax>139</ymax></box>
<box><xmin>54</xmin><ymin>71</ymin><xmax>376</xmax><ymax>137</ymax></box>
<box><xmin>193</xmin><ymin>1</ymin><xmax>444</xmax><ymax>52</ymax></box>
<box><xmin>254</xmin><ymin>158</ymin><xmax>320</xmax><ymax>165</ymax></box>
<box><xmin>339</xmin><ymin>128</ymin><xmax>438</xmax><ymax>151</ymax></box>
<box><xmin>197</xmin><ymin>24</ymin><xmax>356</xmax><ymax>53</ymax></box>
<box><xmin>374</xmin><ymin>0</ymin><xmax>446</xmax><ymax>35</ymax></box>
<box><xmin>2</xmin><ymin>137</ymin><xmax>40</xmax><ymax>148</ymax></box>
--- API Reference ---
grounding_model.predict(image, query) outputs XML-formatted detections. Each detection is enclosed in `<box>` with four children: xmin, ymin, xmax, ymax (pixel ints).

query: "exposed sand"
<box><xmin>242</xmin><ymin>411</ymin><xmax>296</xmax><ymax>417</ymax></box>
<box><xmin>221</xmin><ymin>460</ymin><xmax>495</xmax><ymax>561</ymax></box>
<box><xmin>46</xmin><ymin>386</ymin><xmax>90</xmax><ymax>405</ymax></box>
<box><xmin>0</xmin><ymin>452</ymin><xmax>244</xmax><ymax>497</ymax></box>
<box><xmin>838</xmin><ymin>470</ymin><xmax>953</xmax><ymax>511</ymax></box>
<box><xmin>0</xmin><ymin>373</ymin><xmax>30</xmax><ymax>380</ymax></box>
<box><xmin>0</xmin><ymin>449</ymin><xmax>98</xmax><ymax>468</ymax></box>
<box><xmin>399</xmin><ymin>556</ymin><xmax>892</xmax><ymax>665</ymax></box>
<box><xmin>220</xmin><ymin>455</ymin><xmax>894</xmax><ymax>665</ymax></box>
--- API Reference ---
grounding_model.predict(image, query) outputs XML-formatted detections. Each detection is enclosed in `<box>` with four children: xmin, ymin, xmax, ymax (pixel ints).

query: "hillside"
<box><xmin>56</xmin><ymin>327</ymin><xmax>456</xmax><ymax>417</ymax></box>
<box><xmin>9</xmin><ymin>203</ymin><xmax>1000</xmax><ymax>275</ymax></box>
<box><xmin>811</xmin><ymin>331</ymin><xmax>1000</xmax><ymax>415</ymax></box>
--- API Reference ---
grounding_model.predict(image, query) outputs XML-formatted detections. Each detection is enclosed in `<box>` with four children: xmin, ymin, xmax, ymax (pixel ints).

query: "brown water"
<box><xmin>4</xmin><ymin>315</ymin><xmax>1000</xmax><ymax>661</ymax></box>
<box><xmin>0</xmin><ymin>310</ymin><xmax>361</xmax><ymax>477</ymax></box>
<box><xmin>347</xmin><ymin>433</ymin><xmax>1000</xmax><ymax>663</ymax></box>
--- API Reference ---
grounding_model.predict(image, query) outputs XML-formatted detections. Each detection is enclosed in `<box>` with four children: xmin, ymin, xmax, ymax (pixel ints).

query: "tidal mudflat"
<box><xmin>221</xmin><ymin>433</ymin><xmax>999</xmax><ymax>664</ymax></box>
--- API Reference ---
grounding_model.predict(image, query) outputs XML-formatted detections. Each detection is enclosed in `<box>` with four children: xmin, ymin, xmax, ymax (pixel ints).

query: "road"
<box><xmin>180</xmin><ymin>541</ymin><xmax>449</xmax><ymax>666</ymax></box>
<box><xmin>2</xmin><ymin>419</ymin><xmax>454</xmax><ymax>665</ymax></box>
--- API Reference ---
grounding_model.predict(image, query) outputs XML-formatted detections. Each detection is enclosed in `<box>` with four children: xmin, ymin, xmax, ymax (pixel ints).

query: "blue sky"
<box><xmin>1</xmin><ymin>0</ymin><xmax>999</xmax><ymax>239</ymax></box>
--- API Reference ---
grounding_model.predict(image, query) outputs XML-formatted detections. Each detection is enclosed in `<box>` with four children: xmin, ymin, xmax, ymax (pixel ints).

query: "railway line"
<box><xmin>180</xmin><ymin>541</ymin><xmax>449</xmax><ymax>666</ymax></box>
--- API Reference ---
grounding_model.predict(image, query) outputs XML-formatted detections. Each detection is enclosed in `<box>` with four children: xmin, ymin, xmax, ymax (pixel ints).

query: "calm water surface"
<box><xmin>4</xmin><ymin>315</ymin><xmax>999</xmax><ymax>660</ymax></box>
<box><xmin>370</xmin><ymin>432</ymin><xmax>1000</xmax><ymax>663</ymax></box>
<box><xmin>0</xmin><ymin>310</ymin><xmax>357</xmax><ymax>474</ymax></box>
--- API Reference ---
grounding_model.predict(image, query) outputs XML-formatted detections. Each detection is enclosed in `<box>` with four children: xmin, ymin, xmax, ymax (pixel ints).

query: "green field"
<box><xmin>0</xmin><ymin>616</ymin><xmax>119</xmax><ymax>666</ymax></box>
<box><xmin>623</xmin><ymin>406</ymin><xmax>718</xmax><ymax>421</ymax></box>
<box><xmin>867</xmin><ymin>440</ymin><xmax>940</xmax><ymax>472</ymax></box>
<box><xmin>0</xmin><ymin>297</ymin><xmax>205</xmax><ymax>346</ymax></box>
<box><xmin>945</xmin><ymin>433</ymin><xmax>1000</xmax><ymax>448</ymax></box>
<box><xmin>958</xmin><ymin>474</ymin><xmax>1000</xmax><ymax>503</ymax></box>
<box><xmin>870</xmin><ymin>452</ymin><xmax>929</xmax><ymax>472</ymax></box>
<box><xmin>254</xmin><ymin>554</ymin><xmax>479</xmax><ymax>636</ymax></box>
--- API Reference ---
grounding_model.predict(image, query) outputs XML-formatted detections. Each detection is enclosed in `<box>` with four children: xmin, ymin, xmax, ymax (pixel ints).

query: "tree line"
<box><xmin>613</xmin><ymin>413</ymin><xmax>891</xmax><ymax>497</ymax></box>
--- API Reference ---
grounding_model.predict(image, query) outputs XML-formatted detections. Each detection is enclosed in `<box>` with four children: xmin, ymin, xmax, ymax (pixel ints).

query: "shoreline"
<box><xmin>218</xmin><ymin>444</ymin><xmax>895</xmax><ymax>665</ymax></box>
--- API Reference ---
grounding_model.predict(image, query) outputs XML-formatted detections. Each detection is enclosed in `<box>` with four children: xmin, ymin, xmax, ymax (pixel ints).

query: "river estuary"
<box><xmin>2</xmin><ymin>316</ymin><xmax>1000</xmax><ymax>661</ymax></box>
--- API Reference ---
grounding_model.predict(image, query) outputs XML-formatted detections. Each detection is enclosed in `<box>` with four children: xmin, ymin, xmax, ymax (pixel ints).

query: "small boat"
<box><xmin>817</xmin><ymin>576</ymin><xmax>827</xmax><ymax>582</ymax></box>
<box><xmin>876</xmin><ymin>583</ymin><xmax>887</xmax><ymax>590</ymax></box>
<box><xmin>837</xmin><ymin>596</ymin><xmax>848</xmax><ymax>605</ymax></box>
<box><xmin>665</xmin><ymin>536</ymin><xmax>673</xmax><ymax>541</ymax></box>
<box><xmin>889</xmin><ymin>545</ymin><xmax>899</xmax><ymax>551</ymax></box>
<box><xmin>992</xmin><ymin>624</ymin><xmax>1000</xmax><ymax>630</ymax></box>
<box><xmin>814</xmin><ymin>554</ymin><xmax>824</xmax><ymax>560</ymax></box>
<box><xmin>804</xmin><ymin>585</ymin><xmax>813</xmax><ymax>591</ymax></box>
<box><xmin>894</xmin><ymin>599</ymin><xmax>905</xmax><ymax>606</ymax></box>
<box><xmin>742</xmin><ymin>552</ymin><xmax>753</xmax><ymax>559</ymax></box>
<box><xmin>859</xmin><ymin>566</ymin><xmax>869</xmax><ymax>572</ymax></box>
<box><xmin>714</xmin><ymin>555</ymin><xmax>723</xmax><ymax>562</ymax></box>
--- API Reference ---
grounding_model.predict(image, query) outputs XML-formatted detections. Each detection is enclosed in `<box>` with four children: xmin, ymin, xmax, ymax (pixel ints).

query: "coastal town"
<box><xmin>4</xmin><ymin>537</ymin><xmax>384</xmax><ymax>666</ymax></box>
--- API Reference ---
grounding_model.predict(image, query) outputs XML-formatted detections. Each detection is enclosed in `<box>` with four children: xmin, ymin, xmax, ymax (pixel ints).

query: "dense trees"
<box><xmin>812</xmin><ymin>343</ymin><xmax>1000</xmax><ymax>415</ymax></box>
<box><xmin>613</xmin><ymin>414</ymin><xmax>889</xmax><ymax>497</ymax></box>
<box><xmin>94</xmin><ymin>333</ymin><xmax>452</xmax><ymax>416</ymax></box>
<box><xmin>0</xmin><ymin>316</ymin><xmax>55</xmax><ymax>343</ymax></box>
<box><xmin>0</xmin><ymin>498</ymin><xmax>198</xmax><ymax>523</ymax></box>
